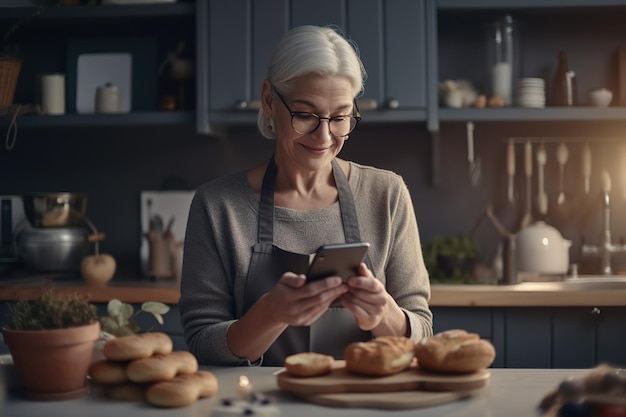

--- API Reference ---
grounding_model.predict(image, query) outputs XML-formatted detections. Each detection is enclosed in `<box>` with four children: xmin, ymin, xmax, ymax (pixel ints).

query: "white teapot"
<box><xmin>516</xmin><ymin>221</ymin><xmax>571</xmax><ymax>275</ymax></box>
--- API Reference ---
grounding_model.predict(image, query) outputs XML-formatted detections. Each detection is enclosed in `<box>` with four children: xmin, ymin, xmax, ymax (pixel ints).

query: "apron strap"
<box><xmin>331</xmin><ymin>159</ymin><xmax>373</xmax><ymax>268</ymax></box>
<box><xmin>258</xmin><ymin>156</ymin><xmax>277</xmax><ymax>243</ymax></box>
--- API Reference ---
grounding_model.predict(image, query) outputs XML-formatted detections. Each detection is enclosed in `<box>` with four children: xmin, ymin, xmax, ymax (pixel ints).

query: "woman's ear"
<box><xmin>261</xmin><ymin>80</ymin><xmax>274</xmax><ymax>115</ymax></box>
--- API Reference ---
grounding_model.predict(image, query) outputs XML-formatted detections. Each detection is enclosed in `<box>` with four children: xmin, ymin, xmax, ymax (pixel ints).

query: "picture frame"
<box><xmin>66</xmin><ymin>37</ymin><xmax>157</xmax><ymax>114</ymax></box>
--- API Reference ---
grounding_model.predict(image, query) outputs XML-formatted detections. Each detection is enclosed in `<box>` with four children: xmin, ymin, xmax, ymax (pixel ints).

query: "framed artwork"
<box><xmin>66</xmin><ymin>37</ymin><xmax>157</xmax><ymax>114</ymax></box>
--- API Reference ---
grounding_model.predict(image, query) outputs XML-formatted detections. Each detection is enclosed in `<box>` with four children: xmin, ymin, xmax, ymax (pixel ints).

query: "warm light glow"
<box><xmin>542</xmin><ymin>237</ymin><xmax>549</xmax><ymax>246</ymax></box>
<box><xmin>236</xmin><ymin>375</ymin><xmax>252</xmax><ymax>401</ymax></box>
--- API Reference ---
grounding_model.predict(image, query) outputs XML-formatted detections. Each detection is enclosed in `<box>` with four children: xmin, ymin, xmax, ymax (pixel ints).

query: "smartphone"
<box><xmin>306</xmin><ymin>242</ymin><xmax>370</xmax><ymax>282</ymax></box>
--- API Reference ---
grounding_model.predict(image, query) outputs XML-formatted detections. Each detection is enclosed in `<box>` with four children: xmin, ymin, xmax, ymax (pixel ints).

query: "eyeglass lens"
<box><xmin>291</xmin><ymin>113</ymin><xmax>357</xmax><ymax>136</ymax></box>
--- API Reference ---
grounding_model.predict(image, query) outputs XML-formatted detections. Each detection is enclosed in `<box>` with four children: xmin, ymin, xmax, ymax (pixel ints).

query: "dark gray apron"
<box><xmin>243</xmin><ymin>157</ymin><xmax>371</xmax><ymax>366</ymax></box>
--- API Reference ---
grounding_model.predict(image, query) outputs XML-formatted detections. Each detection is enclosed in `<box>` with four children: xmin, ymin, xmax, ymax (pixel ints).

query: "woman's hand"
<box><xmin>340</xmin><ymin>263</ymin><xmax>407</xmax><ymax>336</ymax></box>
<box><xmin>262</xmin><ymin>272</ymin><xmax>348</xmax><ymax>327</ymax></box>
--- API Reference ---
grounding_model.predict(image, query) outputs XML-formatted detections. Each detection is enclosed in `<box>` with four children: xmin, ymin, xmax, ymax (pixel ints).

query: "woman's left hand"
<box><xmin>339</xmin><ymin>263</ymin><xmax>391</xmax><ymax>331</ymax></box>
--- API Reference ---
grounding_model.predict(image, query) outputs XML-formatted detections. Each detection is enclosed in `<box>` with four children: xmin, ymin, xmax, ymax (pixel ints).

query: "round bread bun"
<box><xmin>88</xmin><ymin>359</ymin><xmax>129</xmax><ymax>385</ymax></box>
<box><xmin>284</xmin><ymin>352</ymin><xmax>334</xmax><ymax>377</ymax></box>
<box><xmin>415</xmin><ymin>329</ymin><xmax>496</xmax><ymax>374</ymax></box>
<box><xmin>344</xmin><ymin>336</ymin><xmax>415</xmax><ymax>376</ymax></box>
<box><xmin>103</xmin><ymin>332</ymin><xmax>173</xmax><ymax>361</ymax></box>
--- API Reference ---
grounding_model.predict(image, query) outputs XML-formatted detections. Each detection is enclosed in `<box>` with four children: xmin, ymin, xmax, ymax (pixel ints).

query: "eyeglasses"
<box><xmin>271</xmin><ymin>85</ymin><xmax>361</xmax><ymax>137</ymax></box>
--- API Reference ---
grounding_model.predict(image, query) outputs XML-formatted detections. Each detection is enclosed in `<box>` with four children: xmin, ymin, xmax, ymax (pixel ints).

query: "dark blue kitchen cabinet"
<box><xmin>507</xmin><ymin>307</ymin><xmax>626</xmax><ymax>369</ymax></box>
<box><xmin>204</xmin><ymin>0</ymin><xmax>427</xmax><ymax>126</ymax></box>
<box><xmin>431</xmin><ymin>306</ymin><xmax>626</xmax><ymax>368</ymax></box>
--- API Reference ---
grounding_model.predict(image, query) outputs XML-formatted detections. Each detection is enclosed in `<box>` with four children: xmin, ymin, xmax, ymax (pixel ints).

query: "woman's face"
<box><xmin>265</xmin><ymin>74</ymin><xmax>356</xmax><ymax>172</ymax></box>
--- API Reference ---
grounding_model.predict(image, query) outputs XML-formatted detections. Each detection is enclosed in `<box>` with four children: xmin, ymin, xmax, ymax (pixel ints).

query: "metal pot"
<box><xmin>516</xmin><ymin>221</ymin><xmax>571</xmax><ymax>275</ymax></box>
<box><xmin>16</xmin><ymin>227</ymin><xmax>89</xmax><ymax>271</ymax></box>
<box><xmin>22</xmin><ymin>192</ymin><xmax>87</xmax><ymax>228</ymax></box>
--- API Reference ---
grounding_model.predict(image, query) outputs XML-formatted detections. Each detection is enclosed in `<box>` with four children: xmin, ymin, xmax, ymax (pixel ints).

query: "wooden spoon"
<box><xmin>536</xmin><ymin>142</ymin><xmax>548</xmax><ymax>215</ymax></box>
<box><xmin>520</xmin><ymin>141</ymin><xmax>533</xmax><ymax>228</ymax></box>
<box><xmin>557</xmin><ymin>143</ymin><xmax>569</xmax><ymax>205</ymax></box>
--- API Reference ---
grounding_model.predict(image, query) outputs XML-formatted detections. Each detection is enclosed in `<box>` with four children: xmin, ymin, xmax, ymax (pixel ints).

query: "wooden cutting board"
<box><xmin>276</xmin><ymin>360</ymin><xmax>490</xmax><ymax>409</ymax></box>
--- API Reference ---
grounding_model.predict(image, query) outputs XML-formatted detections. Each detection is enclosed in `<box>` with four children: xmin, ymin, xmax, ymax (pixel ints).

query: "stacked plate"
<box><xmin>516</xmin><ymin>78</ymin><xmax>546</xmax><ymax>108</ymax></box>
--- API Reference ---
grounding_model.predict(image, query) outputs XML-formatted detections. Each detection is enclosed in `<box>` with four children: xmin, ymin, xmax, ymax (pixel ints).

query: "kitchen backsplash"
<box><xmin>2</xmin><ymin>121</ymin><xmax>626</xmax><ymax>277</ymax></box>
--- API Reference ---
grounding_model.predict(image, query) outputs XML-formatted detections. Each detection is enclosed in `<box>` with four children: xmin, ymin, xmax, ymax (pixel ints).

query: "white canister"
<box><xmin>41</xmin><ymin>74</ymin><xmax>65</xmax><ymax>115</ymax></box>
<box><xmin>95</xmin><ymin>83</ymin><xmax>121</xmax><ymax>113</ymax></box>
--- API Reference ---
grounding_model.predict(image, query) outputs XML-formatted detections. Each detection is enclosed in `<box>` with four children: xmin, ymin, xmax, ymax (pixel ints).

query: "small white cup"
<box><xmin>95</xmin><ymin>83</ymin><xmax>122</xmax><ymax>113</ymax></box>
<box><xmin>41</xmin><ymin>74</ymin><xmax>65</xmax><ymax>115</ymax></box>
<box><xmin>588</xmin><ymin>88</ymin><xmax>613</xmax><ymax>107</ymax></box>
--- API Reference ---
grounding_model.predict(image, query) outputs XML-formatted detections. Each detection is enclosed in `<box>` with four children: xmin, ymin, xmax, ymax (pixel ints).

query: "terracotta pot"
<box><xmin>2</xmin><ymin>321</ymin><xmax>100</xmax><ymax>400</ymax></box>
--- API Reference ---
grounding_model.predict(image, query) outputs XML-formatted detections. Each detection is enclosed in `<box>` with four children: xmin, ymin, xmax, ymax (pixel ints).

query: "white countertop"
<box><xmin>2</xmin><ymin>364</ymin><xmax>587</xmax><ymax>417</ymax></box>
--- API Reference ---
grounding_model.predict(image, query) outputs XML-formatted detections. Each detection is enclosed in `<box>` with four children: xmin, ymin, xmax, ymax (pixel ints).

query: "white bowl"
<box><xmin>588</xmin><ymin>88</ymin><xmax>613</xmax><ymax>107</ymax></box>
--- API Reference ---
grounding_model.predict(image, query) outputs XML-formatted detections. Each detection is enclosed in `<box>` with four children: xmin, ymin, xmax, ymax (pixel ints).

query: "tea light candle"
<box><xmin>236</xmin><ymin>375</ymin><xmax>252</xmax><ymax>401</ymax></box>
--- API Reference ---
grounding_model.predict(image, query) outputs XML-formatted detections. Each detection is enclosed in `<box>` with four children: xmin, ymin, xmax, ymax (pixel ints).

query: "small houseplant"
<box><xmin>1</xmin><ymin>290</ymin><xmax>100</xmax><ymax>400</ymax></box>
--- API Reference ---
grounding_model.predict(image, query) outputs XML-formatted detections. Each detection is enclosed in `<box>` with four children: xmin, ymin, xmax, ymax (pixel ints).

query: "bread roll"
<box><xmin>126</xmin><ymin>351</ymin><xmax>198</xmax><ymax>383</ymax></box>
<box><xmin>344</xmin><ymin>336</ymin><xmax>415</xmax><ymax>376</ymax></box>
<box><xmin>88</xmin><ymin>359</ymin><xmax>129</xmax><ymax>385</ymax></box>
<box><xmin>103</xmin><ymin>332</ymin><xmax>173</xmax><ymax>361</ymax></box>
<box><xmin>146</xmin><ymin>370</ymin><xmax>218</xmax><ymax>408</ymax></box>
<box><xmin>284</xmin><ymin>352</ymin><xmax>334</xmax><ymax>377</ymax></box>
<box><xmin>415</xmin><ymin>329</ymin><xmax>496</xmax><ymax>373</ymax></box>
<box><xmin>103</xmin><ymin>382</ymin><xmax>149</xmax><ymax>402</ymax></box>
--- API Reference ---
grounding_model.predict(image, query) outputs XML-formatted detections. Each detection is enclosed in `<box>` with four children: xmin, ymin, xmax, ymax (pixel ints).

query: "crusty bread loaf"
<box><xmin>103</xmin><ymin>332</ymin><xmax>173</xmax><ymax>361</ymax></box>
<box><xmin>146</xmin><ymin>371</ymin><xmax>218</xmax><ymax>408</ymax></box>
<box><xmin>344</xmin><ymin>336</ymin><xmax>415</xmax><ymax>376</ymax></box>
<box><xmin>414</xmin><ymin>329</ymin><xmax>496</xmax><ymax>373</ymax></box>
<box><xmin>103</xmin><ymin>382</ymin><xmax>149</xmax><ymax>402</ymax></box>
<box><xmin>284</xmin><ymin>352</ymin><xmax>334</xmax><ymax>377</ymax></box>
<box><xmin>126</xmin><ymin>351</ymin><xmax>198</xmax><ymax>383</ymax></box>
<box><xmin>88</xmin><ymin>359</ymin><xmax>129</xmax><ymax>385</ymax></box>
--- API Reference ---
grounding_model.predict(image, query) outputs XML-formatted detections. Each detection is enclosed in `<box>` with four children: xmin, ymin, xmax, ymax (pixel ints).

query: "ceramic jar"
<box><xmin>516</xmin><ymin>221</ymin><xmax>571</xmax><ymax>275</ymax></box>
<box><xmin>95</xmin><ymin>82</ymin><xmax>121</xmax><ymax>113</ymax></box>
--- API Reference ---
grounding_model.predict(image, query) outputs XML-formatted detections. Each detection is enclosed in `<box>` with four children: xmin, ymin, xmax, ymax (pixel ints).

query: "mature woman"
<box><xmin>179</xmin><ymin>25</ymin><xmax>432</xmax><ymax>366</ymax></box>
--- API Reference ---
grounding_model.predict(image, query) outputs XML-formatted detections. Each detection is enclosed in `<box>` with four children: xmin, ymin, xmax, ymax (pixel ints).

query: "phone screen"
<box><xmin>306</xmin><ymin>242</ymin><xmax>370</xmax><ymax>282</ymax></box>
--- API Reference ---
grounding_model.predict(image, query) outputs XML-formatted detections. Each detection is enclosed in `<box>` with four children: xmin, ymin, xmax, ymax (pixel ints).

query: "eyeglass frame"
<box><xmin>271</xmin><ymin>85</ymin><xmax>361</xmax><ymax>137</ymax></box>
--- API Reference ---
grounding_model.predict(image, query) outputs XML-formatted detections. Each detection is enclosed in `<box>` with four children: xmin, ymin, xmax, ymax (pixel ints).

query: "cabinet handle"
<box><xmin>235</xmin><ymin>100</ymin><xmax>261</xmax><ymax>111</ymax></box>
<box><xmin>591</xmin><ymin>307</ymin><xmax>601</xmax><ymax>315</ymax></box>
<box><xmin>356</xmin><ymin>98</ymin><xmax>378</xmax><ymax>111</ymax></box>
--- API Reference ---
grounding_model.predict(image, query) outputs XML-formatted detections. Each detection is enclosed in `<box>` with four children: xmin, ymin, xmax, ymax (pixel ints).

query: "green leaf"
<box><xmin>107</xmin><ymin>299</ymin><xmax>124</xmax><ymax>317</ymax></box>
<box><xmin>119</xmin><ymin>303</ymin><xmax>134</xmax><ymax>320</ymax></box>
<box><xmin>99</xmin><ymin>316</ymin><xmax>119</xmax><ymax>334</ymax></box>
<box><xmin>141</xmin><ymin>301</ymin><xmax>169</xmax><ymax>315</ymax></box>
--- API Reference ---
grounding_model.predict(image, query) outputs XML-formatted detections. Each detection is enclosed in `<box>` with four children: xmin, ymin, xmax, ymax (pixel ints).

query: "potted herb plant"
<box><xmin>1</xmin><ymin>290</ymin><xmax>100</xmax><ymax>401</ymax></box>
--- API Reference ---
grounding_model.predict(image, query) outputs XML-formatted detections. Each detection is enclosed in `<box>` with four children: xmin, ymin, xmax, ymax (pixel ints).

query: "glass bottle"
<box><xmin>552</xmin><ymin>50</ymin><xmax>577</xmax><ymax>106</ymax></box>
<box><xmin>486</xmin><ymin>15</ymin><xmax>518</xmax><ymax>106</ymax></box>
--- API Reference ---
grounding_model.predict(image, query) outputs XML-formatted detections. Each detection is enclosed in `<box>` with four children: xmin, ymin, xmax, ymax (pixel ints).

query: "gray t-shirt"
<box><xmin>179</xmin><ymin>160</ymin><xmax>433</xmax><ymax>365</ymax></box>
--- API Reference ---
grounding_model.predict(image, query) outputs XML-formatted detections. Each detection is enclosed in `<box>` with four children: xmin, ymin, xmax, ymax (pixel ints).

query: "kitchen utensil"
<box><xmin>536</xmin><ymin>142</ymin><xmax>548</xmax><ymax>215</ymax></box>
<box><xmin>467</xmin><ymin>121</ymin><xmax>480</xmax><ymax>186</ymax></box>
<box><xmin>277</xmin><ymin>361</ymin><xmax>489</xmax><ymax>409</ymax></box>
<box><xmin>516</xmin><ymin>221</ymin><xmax>572</xmax><ymax>275</ymax></box>
<box><xmin>557</xmin><ymin>142</ymin><xmax>569</xmax><ymax>205</ymax></box>
<box><xmin>520</xmin><ymin>141</ymin><xmax>533</xmax><ymax>228</ymax></box>
<box><xmin>582</xmin><ymin>143</ymin><xmax>592</xmax><ymax>194</ymax></box>
<box><xmin>16</xmin><ymin>227</ymin><xmax>89</xmax><ymax>271</ymax></box>
<box><xmin>619</xmin><ymin>145</ymin><xmax>626</xmax><ymax>200</ymax></box>
<box><xmin>22</xmin><ymin>193</ymin><xmax>87</xmax><ymax>228</ymax></box>
<box><xmin>506</xmin><ymin>139</ymin><xmax>515</xmax><ymax>203</ymax></box>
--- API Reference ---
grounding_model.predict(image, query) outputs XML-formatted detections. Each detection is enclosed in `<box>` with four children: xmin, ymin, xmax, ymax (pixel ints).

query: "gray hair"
<box><xmin>257</xmin><ymin>25</ymin><xmax>367</xmax><ymax>139</ymax></box>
